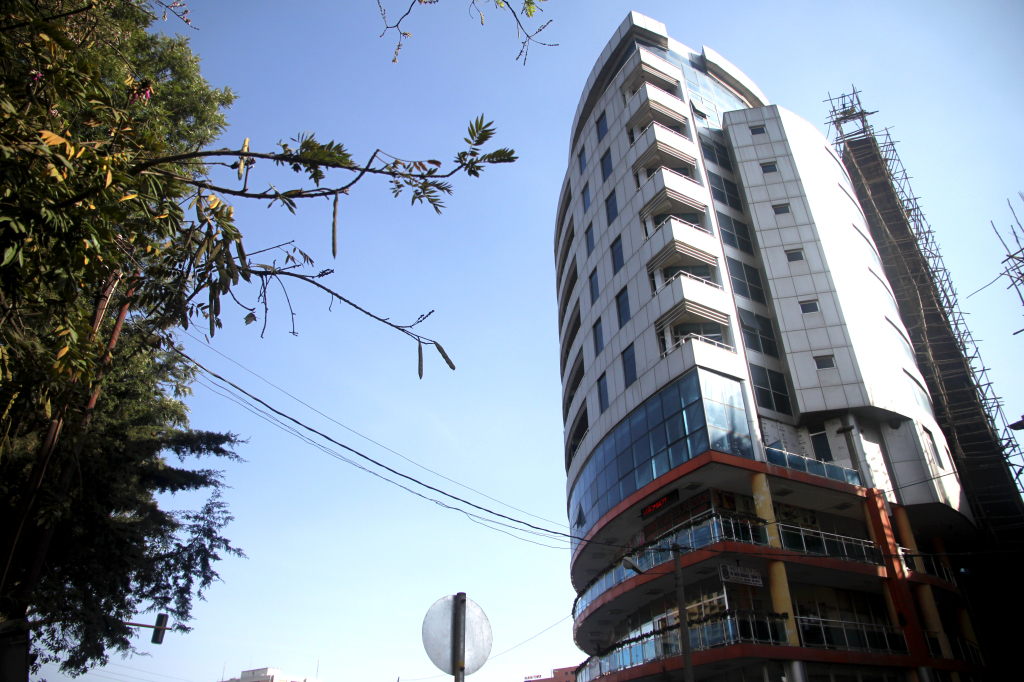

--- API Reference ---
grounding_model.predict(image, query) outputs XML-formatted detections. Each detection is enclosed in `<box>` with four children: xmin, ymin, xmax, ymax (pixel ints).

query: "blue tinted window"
<box><xmin>616</xmin><ymin>288</ymin><xmax>630</xmax><ymax>328</ymax></box>
<box><xmin>585</xmin><ymin>223</ymin><xmax>595</xmax><ymax>255</ymax></box>
<box><xmin>611</xmin><ymin>236</ymin><xmax>624</xmax><ymax>274</ymax></box>
<box><xmin>593</xmin><ymin>318</ymin><xmax>604</xmax><ymax>355</ymax></box>
<box><xmin>597</xmin><ymin>111</ymin><xmax>608</xmax><ymax>141</ymax></box>
<box><xmin>749</xmin><ymin>362</ymin><xmax>792</xmax><ymax>415</ymax></box>
<box><xmin>583</xmin><ymin>184</ymin><xmax>591</xmax><ymax>212</ymax></box>
<box><xmin>605</xmin><ymin>192</ymin><xmax>618</xmax><ymax>223</ymax></box>
<box><xmin>589</xmin><ymin>269</ymin><xmax>599</xmax><ymax>306</ymax></box>
<box><xmin>601</xmin><ymin>150</ymin><xmax>613</xmax><ymax>182</ymax></box>
<box><xmin>578</xmin><ymin>147</ymin><xmax>587</xmax><ymax>173</ymax></box>
<box><xmin>622</xmin><ymin>343</ymin><xmax>637</xmax><ymax>387</ymax></box>
<box><xmin>598</xmin><ymin>373</ymin><xmax>609</xmax><ymax>413</ymax></box>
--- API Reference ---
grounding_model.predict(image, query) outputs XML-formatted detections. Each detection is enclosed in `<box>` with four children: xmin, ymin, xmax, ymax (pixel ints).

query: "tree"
<box><xmin>0</xmin><ymin>0</ymin><xmax>547</xmax><ymax>674</ymax></box>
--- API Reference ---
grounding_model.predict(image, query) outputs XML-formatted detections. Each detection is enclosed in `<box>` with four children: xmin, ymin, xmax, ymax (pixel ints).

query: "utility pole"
<box><xmin>672</xmin><ymin>545</ymin><xmax>695</xmax><ymax>682</ymax></box>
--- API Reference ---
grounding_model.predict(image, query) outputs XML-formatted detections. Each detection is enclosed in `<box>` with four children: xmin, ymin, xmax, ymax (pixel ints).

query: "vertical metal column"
<box><xmin>673</xmin><ymin>547</ymin><xmax>694</xmax><ymax>682</ymax></box>
<box><xmin>452</xmin><ymin>592</ymin><xmax>467</xmax><ymax>682</ymax></box>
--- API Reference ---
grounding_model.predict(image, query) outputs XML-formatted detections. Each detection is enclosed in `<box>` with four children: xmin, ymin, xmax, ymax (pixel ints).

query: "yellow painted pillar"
<box><xmin>750</xmin><ymin>472</ymin><xmax>780</xmax><ymax>548</ymax></box>
<box><xmin>893</xmin><ymin>505</ymin><xmax>925</xmax><ymax>572</ymax></box>
<box><xmin>915</xmin><ymin>583</ymin><xmax>953</xmax><ymax>659</ymax></box>
<box><xmin>956</xmin><ymin>607</ymin><xmax>978</xmax><ymax>644</ymax></box>
<box><xmin>931</xmin><ymin>536</ymin><xmax>953</xmax><ymax>570</ymax></box>
<box><xmin>767</xmin><ymin>560</ymin><xmax>800</xmax><ymax>647</ymax></box>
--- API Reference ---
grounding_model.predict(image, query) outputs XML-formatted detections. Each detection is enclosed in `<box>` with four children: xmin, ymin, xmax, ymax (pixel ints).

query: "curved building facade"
<box><xmin>554</xmin><ymin>13</ymin><xmax>985</xmax><ymax>682</ymax></box>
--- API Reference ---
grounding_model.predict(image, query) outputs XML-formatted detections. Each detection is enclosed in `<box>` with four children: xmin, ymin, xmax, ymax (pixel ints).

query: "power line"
<box><xmin>181</xmin><ymin>330</ymin><xmax>565</xmax><ymax>528</ymax></box>
<box><xmin>106</xmin><ymin>663</ymin><xmax>200</xmax><ymax>682</ymax></box>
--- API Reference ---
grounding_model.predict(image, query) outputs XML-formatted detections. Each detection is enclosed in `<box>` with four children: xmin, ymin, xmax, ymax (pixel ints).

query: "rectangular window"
<box><xmin>708</xmin><ymin>171</ymin><xmax>743</xmax><ymax>210</ymax></box>
<box><xmin>749</xmin><ymin>362</ymin><xmax>792</xmax><ymax>415</ymax></box>
<box><xmin>786</xmin><ymin>249</ymin><xmax>805</xmax><ymax>262</ymax></box>
<box><xmin>760</xmin><ymin>162</ymin><xmax>778</xmax><ymax>173</ymax></box>
<box><xmin>738</xmin><ymin>308</ymin><xmax>779</xmax><ymax>357</ymax></box>
<box><xmin>582</xmin><ymin>184</ymin><xmax>591</xmax><ymax>212</ymax></box>
<box><xmin>809</xmin><ymin>428</ymin><xmax>834</xmax><ymax>462</ymax></box>
<box><xmin>597</xmin><ymin>373</ymin><xmax>609</xmax><ymax>412</ymax></box>
<box><xmin>616</xmin><ymin>287</ymin><xmax>631</xmax><ymax>328</ymax></box>
<box><xmin>601</xmin><ymin>150</ymin><xmax>613</xmax><ymax>182</ymax></box>
<box><xmin>605</xmin><ymin>191</ymin><xmax>618</xmax><ymax>223</ymax></box>
<box><xmin>726</xmin><ymin>257</ymin><xmax>767</xmax><ymax>304</ymax></box>
<box><xmin>593</xmin><ymin>318</ymin><xmax>604</xmax><ymax>355</ymax></box>
<box><xmin>585</xmin><ymin>223</ymin><xmax>595</xmax><ymax>256</ymax></box>
<box><xmin>622</xmin><ymin>344</ymin><xmax>637</xmax><ymax>387</ymax></box>
<box><xmin>716</xmin><ymin>211</ymin><xmax>753</xmax><ymax>254</ymax></box>
<box><xmin>814</xmin><ymin>355</ymin><xmax>836</xmax><ymax>370</ymax></box>
<box><xmin>597</xmin><ymin>111</ymin><xmax>608</xmax><ymax>141</ymax></box>
<box><xmin>773</xmin><ymin>204</ymin><xmax>791</xmax><ymax>215</ymax></box>
<box><xmin>578</xmin><ymin>147</ymin><xmax>587</xmax><ymax>173</ymax></box>
<box><xmin>589</xmin><ymin>269</ymin><xmax>599</xmax><ymax>306</ymax></box>
<box><xmin>700</xmin><ymin>137</ymin><xmax>732</xmax><ymax>171</ymax></box>
<box><xmin>800</xmin><ymin>300</ymin><xmax>820</xmax><ymax>314</ymax></box>
<box><xmin>924</xmin><ymin>428</ymin><xmax>946</xmax><ymax>470</ymax></box>
<box><xmin>750</xmin><ymin>125</ymin><xmax>766</xmax><ymax>135</ymax></box>
<box><xmin>611</xmin><ymin>236</ymin><xmax>624</xmax><ymax>274</ymax></box>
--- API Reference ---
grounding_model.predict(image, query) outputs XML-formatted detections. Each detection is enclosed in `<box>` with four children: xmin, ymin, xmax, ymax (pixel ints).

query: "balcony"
<box><xmin>925</xmin><ymin>632</ymin><xmax>985</xmax><ymax>666</ymax></box>
<box><xmin>765</xmin><ymin>446</ymin><xmax>862</xmax><ymax>487</ymax></box>
<box><xmin>573</xmin><ymin>514</ymin><xmax>768</xmax><ymax>619</ymax></box>
<box><xmin>777</xmin><ymin>524</ymin><xmax>882</xmax><ymax>565</ymax></box>
<box><xmin>645</xmin><ymin>214</ymin><xmax>711</xmax><ymax>243</ymax></box>
<box><xmin>795</xmin><ymin>617</ymin><xmax>908</xmax><ymax>655</ymax></box>
<box><xmin>576</xmin><ymin>612</ymin><xmax>788</xmax><ymax>682</ymax></box>
<box><xmin>899</xmin><ymin>548</ymin><xmax>957</xmax><ymax>584</ymax></box>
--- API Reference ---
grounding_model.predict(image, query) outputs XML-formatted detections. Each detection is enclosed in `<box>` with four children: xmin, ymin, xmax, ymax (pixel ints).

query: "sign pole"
<box><xmin>452</xmin><ymin>593</ymin><xmax>467</xmax><ymax>682</ymax></box>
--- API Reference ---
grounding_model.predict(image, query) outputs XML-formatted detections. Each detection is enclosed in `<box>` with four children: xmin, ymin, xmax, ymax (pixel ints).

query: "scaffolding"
<box><xmin>826</xmin><ymin>89</ymin><xmax>1024</xmax><ymax>545</ymax></box>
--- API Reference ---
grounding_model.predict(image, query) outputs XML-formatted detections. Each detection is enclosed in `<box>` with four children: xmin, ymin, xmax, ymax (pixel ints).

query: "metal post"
<box><xmin>673</xmin><ymin>546</ymin><xmax>694</xmax><ymax>682</ymax></box>
<box><xmin>452</xmin><ymin>592</ymin><xmax>467</xmax><ymax>682</ymax></box>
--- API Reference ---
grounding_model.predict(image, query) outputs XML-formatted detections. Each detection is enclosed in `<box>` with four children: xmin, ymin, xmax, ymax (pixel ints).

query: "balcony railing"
<box><xmin>661</xmin><ymin>333</ymin><xmax>736</xmax><ymax>359</ymax></box>
<box><xmin>661</xmin><ymin>166</ymin><xmax>702</xmax><ymax>186</ymax></box>
<box><xmin>795</xmin><ymin>617</ymin><xmax>908</xmax><ymax>655</ymax></box>
<box><xmin>646</xmin><ymin>214</ymin><xmax>712</xmax><ymax>242</ymax></box>
<box><xmin>765</xmin><ymin>446</ymin><xmax>862</xmax><ymax>487</ymax></box>
<box><xmin>636</xmin><ymin>120</ymin><xmax>692</xmax><ymax>144</ymax></box>
<box><xmin>655</xmin><ymin>268</ymin><xmax>724</xmax><ymax>295</ymax></box>
<box><xmin>898</xmin><ymin>547</ymin><xmax>957</xmax><ymax>584</ymax></box>
<box><xmin>573</xmin><ymin>514</ymin><xmax>767</xmax><ymax>619</ymax></box>
<box><xmin>777</xmin><ymin>524</ymin><xmax>882</xmax><ymax>564</ymax></box>
<box><xmin>575</xmin><ymin>612</ymin><xmax>788</xmax><ymax>682</ymax></box>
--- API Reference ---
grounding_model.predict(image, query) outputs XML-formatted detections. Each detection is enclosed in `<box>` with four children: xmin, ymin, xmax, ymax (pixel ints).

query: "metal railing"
<box><xmin>661</xmin><ymin>333</ymin><xmax>736</xmax><ymax>359</ymax></box>
<box><xmin>655</xmin><ymin>268</ymin><xmax>723</xmax><ymax>295</ymax></box>
<box><xmin>661</xmin><ymin>166</ymin><xmax>702</xmax><ymax>186</ymax></box>
<box><xmin>765</xmin><ymin>446</ymin><xmax>862</xmax><ymax>487</ymax></box>
<box><xmin>573</xmin><ymin>514</ymin><xmax>767</xmax><ymax>619</ymax></box>
<box><xmin>924</xmin><ymin>631</ymin><xmax>984</xmax><ymax>665</ymax></box>
<box><xmin>575</xmin><ymin>613</ymin><xmax>788</xmax><ymax>682</ymax></box>
<box><xmin>795</xmin><ymin>617</ymin><xmax>907</xmax><ymax>655</ymax></box>
<box><xmin>898</xmin><ymin>547</ymin><xmax>957</xmax><ymax>584</ymax></box>
<box><xmin>777</xmin><ymin>524</ymin><xmax>881</xmax><ymax>564</ymax></box>
<box><xmin>637</xmin><ymin>120</ymin><xmax>692</xmax><ymax>144</ymax></box>
<box><xmin>645</xmin><ymin>214</ymin><xmax>712</xmax><ymax>242</ymax></box>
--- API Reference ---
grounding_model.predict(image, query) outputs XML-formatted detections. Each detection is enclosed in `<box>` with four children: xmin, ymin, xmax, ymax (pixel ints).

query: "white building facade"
<box><xmin>556</xmin><ymin>13</ymin><xmax>983</xmax><ymax>682</ymax></box>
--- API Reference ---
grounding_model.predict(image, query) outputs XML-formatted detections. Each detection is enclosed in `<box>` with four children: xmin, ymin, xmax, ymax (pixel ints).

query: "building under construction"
<box><xmin>827</xmin><ymin>89</ymin><xmax>1024</xmax><ymax>673</ymax></box>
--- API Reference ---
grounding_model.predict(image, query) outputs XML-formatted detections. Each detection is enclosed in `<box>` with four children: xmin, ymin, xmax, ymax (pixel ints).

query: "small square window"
<box><xmin>786</xmin><ymin>249</ymin><xmax>805</xmax><ymax>262</ymax></box>
<box><xmin>583</xmin><ymin>184</ymin><xmax>591</xmax><ymax>212</ymax></box>
<box><xmin>773</xmin><ymin>204</ymin><xmax>791</xmax><ymax>215</ymax></box>
<box><xmin>597</xmin><ymin>111</ymin><xmax>608</xmax><ymax>142</ymax></box>
<box><xmin>585</xmin><ymin>223</ymin><xmax>595</xmax><ymax>256</ymax></box>
<box><xmin>597</xmin><ymin>373</ymin><xmax>609</xmax><ymax>413</ymax></box>
<box><xmin>616</xmin><ymin>287</ymin><xmax>631</xmax><ymax>328</ymax></box>
<box><xmin>578</xmin><ymin>148</ymin><xmax>587</xmax><ymax>173</ymax></box>
<box><xmin>593</xmin><ymin>318</ymin><xmax>604</xmax><ymax>355</ymax></box>
<box><xmin>601</xmin><ymin>150</ymin><xmax>613</xmax><ymax>182</ymax></box>
<box><xmin>589</xmin><ymin>269</ymin><xmax>599</xmax><ymax>306</ymax></box>
<box><xmin>605</xmin><ymin>191</ymin><xmax>618</xmax><ymax>223</ymax></box>
<box><xmin>814</xmin><ymin>355</ymin><xmax>836</xmax><ymax>370</ymax></box>
<box><xmin>750</xmin><ymin>125</ymin><xmax>766</xmax><ymax>135</ymax></box>
<box><xmin>622</xmin><ymin>343</ymin><xmax>637</xmax><ymax>387</ymax></box>
<box><xmin>760</xmin><ymin>162</ymin><xmax>778</xmax><ymax>173</ymax></box>
<box><xmin>611</xmin><ymin>236</ymin><xmax>624</xmax><ymax>274</ymax></box>
<box><xmin>800</xmin><ymin>300</ymin><xmax>820</xmax><ymax>314</ymax></box>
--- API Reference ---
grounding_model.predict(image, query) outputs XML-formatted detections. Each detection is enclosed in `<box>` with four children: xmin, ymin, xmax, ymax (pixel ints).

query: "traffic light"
<box><xmin>151</xmin><ymin>613</ymin><xmax>168</xmax><ymax>644</ymax></box>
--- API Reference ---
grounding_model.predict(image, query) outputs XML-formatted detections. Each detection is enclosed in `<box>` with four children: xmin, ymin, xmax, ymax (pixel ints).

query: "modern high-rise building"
<box><xmin>554</xmin><ymin>12</ymin><xmax>1014</xmax><ymax>682</ymax></box>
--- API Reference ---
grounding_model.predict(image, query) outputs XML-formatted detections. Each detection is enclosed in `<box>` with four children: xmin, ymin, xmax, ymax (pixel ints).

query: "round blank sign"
<box><xmin>421</xmin><ymin>595</ymin><xmax>492</xmax><ymax>676</ymax></box>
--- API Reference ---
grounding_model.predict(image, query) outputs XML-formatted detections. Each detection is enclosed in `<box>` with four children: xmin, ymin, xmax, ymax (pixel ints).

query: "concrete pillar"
<box><xmin>931</xmin><ymin>536</ymin><xmax>953</xmax><ymax>570</ymax></box>
<box><xmin>893</xmin><ymin>505</ymin><xmax>924</xmax><ymax>572</ymax></box>
<box><xmin>767</xmin><ymin>560</ymin><xmax>800</xmax><ymax>647</ymax></box>
<box><xmin>783</xmin><ymin>660</ymin><xmax>806</xmax><ymax>682</ymax></box>
<box><xmin>956</xmin><ymin>606</ymin><xmax>978</xmax><ymax>644</ymax></box>
<box><xmin>915</xmin><ymin>583</ymin><xmax>953</xmax><ymax>658</ymax></box>
<box><xmin>750</xmin><ymin>472</ymin><xmax>780</xmax><ymax>548</ymax></box>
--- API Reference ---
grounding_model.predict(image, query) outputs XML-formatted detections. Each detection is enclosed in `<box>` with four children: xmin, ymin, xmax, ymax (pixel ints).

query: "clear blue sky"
<box><xmin>41</xmin><ymin>1</ymin><xmax>1023</xmax><ymax>682</ymax></box>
